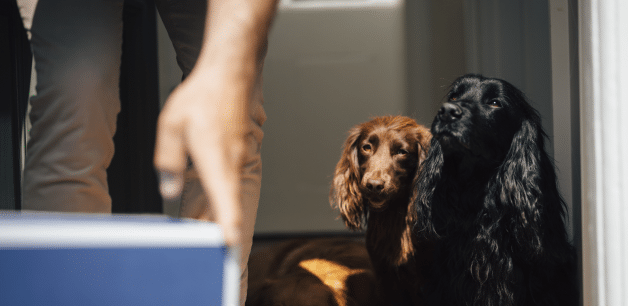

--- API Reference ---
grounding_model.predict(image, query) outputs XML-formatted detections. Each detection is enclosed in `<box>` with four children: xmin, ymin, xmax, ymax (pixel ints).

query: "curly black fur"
<box><xmin>413</xmin><ymin>74</ymin><xmax>578</xmax><ymax>306</ymax></box>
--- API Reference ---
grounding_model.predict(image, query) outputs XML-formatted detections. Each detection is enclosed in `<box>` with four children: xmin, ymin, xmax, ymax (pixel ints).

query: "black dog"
<box><xmin>414</xmin><ymin>74</ymin><xmax>577</xmax><ymax>305</ymax></box>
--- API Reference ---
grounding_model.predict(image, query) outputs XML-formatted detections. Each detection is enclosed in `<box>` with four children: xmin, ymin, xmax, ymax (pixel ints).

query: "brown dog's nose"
<box><xmin>438</xmin><ymin>102</ymin><xmax>462</xmax><ymax>122</ymax></box>
<box><xmin>366</xmin><ymin>179</ymin><xmax>385</xmax><ymax>193</ymax></box>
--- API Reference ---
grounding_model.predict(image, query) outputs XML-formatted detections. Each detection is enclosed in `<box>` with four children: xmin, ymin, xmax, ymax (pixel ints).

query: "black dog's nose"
<box><xmin>438</xmin><ymin>102</ymin><xmax>462</xmax><ymax>122</ymax></box>
<box><xmin>366</xmin><ymin>179</ymin><xmax>385</xmax><ymax>193</ymax></box>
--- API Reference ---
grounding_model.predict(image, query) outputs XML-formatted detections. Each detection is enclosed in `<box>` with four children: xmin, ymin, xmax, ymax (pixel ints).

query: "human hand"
<box><xmin>154</xmin><ymin>65</ymin><xmax>250</xmax><ymax>247</ymax></box>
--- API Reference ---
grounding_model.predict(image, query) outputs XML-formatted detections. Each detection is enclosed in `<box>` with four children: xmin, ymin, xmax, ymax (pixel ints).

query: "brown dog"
<box><xmin>247</xmin><ymin>116</ymin><xmax>431</xmax><ymax>305</ymax></box>
<box><xmin>330</xmin><ymin>116</ymin><xmax>432</xmax><ymax>305</ymax></box>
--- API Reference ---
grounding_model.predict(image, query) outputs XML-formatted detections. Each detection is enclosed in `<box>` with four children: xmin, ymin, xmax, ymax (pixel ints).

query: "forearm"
<box><xmin>187</xmin><ymin>0</ymin><xmax>278</xmax><ymax>142</ymax></box>
<box><xmin>196</xmin><ymin>0</ymin><xmax>279</xmax><ymax>74</ymax></box>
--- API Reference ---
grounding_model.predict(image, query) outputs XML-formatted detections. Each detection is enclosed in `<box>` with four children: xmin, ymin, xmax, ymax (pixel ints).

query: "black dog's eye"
<box><xmin>488</xmin><ymin>99</ymin><xmax>502</xmax><ymax>108</ymax></box>
<box><xmin>362</xmin><ymin>144</ymin><xmax>372</xmax><ymax>153</ymax></box>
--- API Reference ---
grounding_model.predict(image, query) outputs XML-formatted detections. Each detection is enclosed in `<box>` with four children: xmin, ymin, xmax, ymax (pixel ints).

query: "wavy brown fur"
<box><xmin>331</xmin><ymin>116</ymin><xmax>432</xmax><ymax>305</ymax></box>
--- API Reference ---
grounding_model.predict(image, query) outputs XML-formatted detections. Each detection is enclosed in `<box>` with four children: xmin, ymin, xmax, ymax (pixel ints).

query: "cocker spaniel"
<box><xmin>413</xmin><ymin>74</ymin><xmax>578</xmax><ymax>305</ymax></box>
<box><xmin>331</xmin><ymin>115</ymin><xmax>432</xmax><ymax>305</ymax></box>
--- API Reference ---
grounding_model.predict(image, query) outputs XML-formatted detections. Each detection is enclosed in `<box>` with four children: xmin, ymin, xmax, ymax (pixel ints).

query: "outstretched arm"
<box><xmin>154</xmin><ymin>0</ymin><xmax>278</xmax><ymax>246</ymax></box>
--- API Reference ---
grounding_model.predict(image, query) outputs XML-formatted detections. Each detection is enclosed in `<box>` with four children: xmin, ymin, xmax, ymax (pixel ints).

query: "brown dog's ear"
<box><xmin>416</xmin><ymin>125</ymin><xmax>432</xmax><ymax>164</ymax></box>
<box><xmin>330</xmin><ymin>125</ymin><xmax>366</xmax><ymax>230</ymax></box>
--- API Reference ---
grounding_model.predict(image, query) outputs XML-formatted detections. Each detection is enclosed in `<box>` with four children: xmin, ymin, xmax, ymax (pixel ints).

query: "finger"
<box><xmin>154</xmin><ymin>108</ymin><xmax>188</xmax><ymax>199</ymax></box>
<box><xmin>188</xmin><ymin>131</ymin><xmax>245</xmax><ymax>246</ymax></box>
<box><xmin>157</xmin><ymin>171</ymin><xmax>184</xmax><ymax>200</ymax></box>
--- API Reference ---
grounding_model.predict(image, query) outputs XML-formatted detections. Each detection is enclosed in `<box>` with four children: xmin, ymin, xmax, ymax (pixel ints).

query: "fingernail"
<box><xmin>159</xmin><ymin>171</ymin><xmax>183</xmax><ymax>200</ymax></box>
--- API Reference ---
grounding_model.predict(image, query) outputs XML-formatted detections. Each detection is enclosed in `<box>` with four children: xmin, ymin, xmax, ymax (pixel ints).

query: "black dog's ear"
<box><xmin>413</xmin><ymin>137</ymin><xmax>444</xmax><ymax>239</ymax></box>
<box><xmin>490</xmin><ymin>118</ymin><xmax>567</xmax><ymax>257</ymax></box>
<box><xmin>330</xmin><ymin>126</ymin><xmax>367</xmax><ymax>230</ymax></box>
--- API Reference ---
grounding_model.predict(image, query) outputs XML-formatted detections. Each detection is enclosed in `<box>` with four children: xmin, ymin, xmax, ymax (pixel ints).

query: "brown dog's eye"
<box><xmin>488</xmin><ymin>100</ymin><xmax>501</xmax><ymax>108</ymax></box>
<box><xmin>362</xmin><ymin>144</ymin><xmax>372</xmax><ymax>153</ymax></box>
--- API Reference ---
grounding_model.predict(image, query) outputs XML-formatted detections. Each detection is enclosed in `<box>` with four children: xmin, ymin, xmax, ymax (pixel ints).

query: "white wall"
<box><xmin>579</xmin><ymin>0</ymin><xmax>628</xmax><ymax>304</ymax></box>
<box><xmin>256</xmin><ymin>1</ymin><xmax>408</xmax><ymax>234</ymax></box>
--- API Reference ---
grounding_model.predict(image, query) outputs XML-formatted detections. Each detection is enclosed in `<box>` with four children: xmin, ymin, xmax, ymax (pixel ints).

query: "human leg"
<box><xmin>23</xmin><ymin>0</ymin><xmax>124</xmax><ymax>212</ymax></box>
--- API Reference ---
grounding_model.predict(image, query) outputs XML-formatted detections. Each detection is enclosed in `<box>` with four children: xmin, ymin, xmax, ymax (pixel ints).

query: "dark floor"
<box><xmin>250</xmin><ymin>231</ymin><xmax>366</xmax><ymax>254</ymax></box>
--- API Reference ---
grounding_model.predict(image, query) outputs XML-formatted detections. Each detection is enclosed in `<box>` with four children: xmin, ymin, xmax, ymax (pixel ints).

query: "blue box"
<box><xmin>0</xmin><ymin>212</ymin><xmax>238</xmax><ymax>306</ymax></box>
